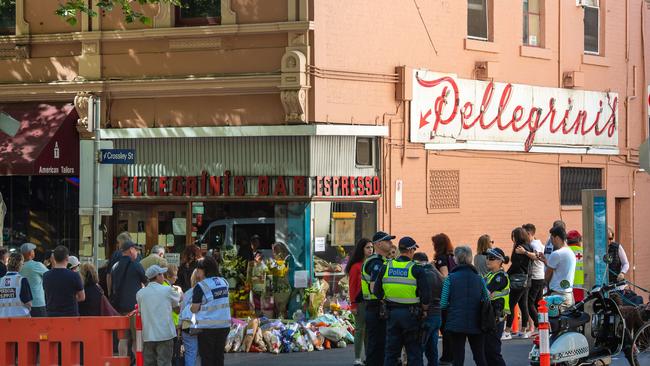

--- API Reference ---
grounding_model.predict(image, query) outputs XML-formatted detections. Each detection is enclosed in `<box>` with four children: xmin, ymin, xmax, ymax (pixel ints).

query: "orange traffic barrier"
<box><xmin>0</xmin><ymin>316</ymin><xmax>131</xmax><ymax>366</ymax></box>
<box><xmin>511</xmin><ymin>305</ymin><xmax>520</xmax><ymax>334</ymax></box>
<box><xmin>135</xmin><ymin>304</ymin><xmax>144</xmax><ymax>366</ymax></box>
<box><xmin>537</xmin><ymin>299</ymin><xmax>551</xmax><ymax>366</ymax></box>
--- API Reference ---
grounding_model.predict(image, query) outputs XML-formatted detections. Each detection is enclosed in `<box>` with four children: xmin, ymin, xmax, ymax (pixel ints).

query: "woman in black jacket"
<box><xmin>504</xmin><ymin>227</ymin><xmax>533</xmax><ymax>339</ymax></box>
<box><xmin>79</xmin><ymin>263</ymin><xmax>103</xmax><ymax>316</ymax></box>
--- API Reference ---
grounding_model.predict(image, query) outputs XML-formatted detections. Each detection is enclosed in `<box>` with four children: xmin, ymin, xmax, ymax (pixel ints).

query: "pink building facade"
<box><xmin>0</xmin><ymin>0</ymin><xmax>649</xmax><ymax>294</ymax></box>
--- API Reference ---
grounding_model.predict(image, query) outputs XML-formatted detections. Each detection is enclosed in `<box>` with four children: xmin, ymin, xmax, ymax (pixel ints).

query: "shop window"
<box><xmin>355</xmin><ymin>137</ymin><xmax>373</xmax><ymax>167</ymax></box>
<box><xmin>0</xmin><ymin>0</ymin><xmax>15</xmax><ymax>35</ymax></box>
<box><xmin>583</xmin><ymin>0</ymin><xmax>600</xmax><ymax>54</ymax></box>
<box><xmin>0</xmin><ymin>176</ymin><xmax>79</xmax><ymax>257</ymax></box>
<box><xmin>312</xmin><ymin>201</ymin><xmax>377</xmax><ymax>270</ymax></box>
<box><xmin>175</xmin><ymin>0</ymin><xmax>221</xmax><ymax>27</ymax></box>
<box><xmin>468</xmin><ymin>0</ymin><xmax>489</xmax><ymax>40</ymax></box>
<box><xmin>560</xmin><ymin>167</ymin><xmax>602</xmax><ymax>205</ymax></box>
<box><xmin>523</xmin><ymin>0</ymin><xmax>542</xmax><ymax>47</ymax></box>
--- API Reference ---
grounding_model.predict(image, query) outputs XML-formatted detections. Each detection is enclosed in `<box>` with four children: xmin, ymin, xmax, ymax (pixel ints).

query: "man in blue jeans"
<box><xmin>414</xmin><ymin>252</ymin><xmax>443</xmax><ymax>366</ymax></box>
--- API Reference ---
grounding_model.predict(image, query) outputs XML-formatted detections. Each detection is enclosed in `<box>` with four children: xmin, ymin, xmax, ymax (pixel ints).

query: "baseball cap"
<box><xmin>20</xmin><ymin>243</ymin><xmax>37</xmax><ymax>254</ymax></box>
<box><xmin>145</xmin><ymin>264</ymin><xmax>168</xmax><ymax>280</ymax></box>
<box><xmin>68</xmin><ymin>256</ymin><xmax>80</xmax><ymax>269</ymax></box>
<box><xmin>398</xmin><ymin>237</ymin><xmax>419</xmax><ymax>251</ymax></box>
<box><xmin>486</xmin><ymin>248</ymin><xmax>506</xmax><ymax>261</ymax></box>
<box><xmin>567</xmin><ymin>230</ymin><xmax>582</xmax><ymax>244</ymax></box>
<box><xmin>372</xmin><ymin>231</ymin><xmax>396</xmax><ymax>243</ymax></box>
<box><xmin>120</xmin><ymin>240</ymin><xmax>138</xmax><ymax>252</ymax></box>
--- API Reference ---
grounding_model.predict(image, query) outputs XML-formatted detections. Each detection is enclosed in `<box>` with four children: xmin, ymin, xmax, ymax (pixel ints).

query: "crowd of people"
<box><xmin>345</xmin><ymin>220</ymin><xmax>631</xmax><ymax>366</ymax></box>
<box><xmin>0</xmin><ymin>232</ymin><xmax>232</xmax><ymax>366</ymax></box>
<box><xmin>0</xmin><ymin>220</ymin><xmax>633</xmax><ymax>366</ymax></box>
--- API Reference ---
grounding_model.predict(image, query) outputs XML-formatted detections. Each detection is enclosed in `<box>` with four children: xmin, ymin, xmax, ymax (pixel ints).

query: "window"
<box><xmin>583</xmin><ymin>0</ymin><xmax>600</xmax><ymax>54</ymax></box>
<box><xmin>0</xmin><ymin>0</ymin><xmax>15</xmax><ymax>35</ymax></box>
<box><xmin>468</xmin><ymin>0</ymin><xmax>489</xmax><ymax>40</ymax></box>
<box><xmin>523</xmin><ymin>0</ymin><xmax>542</xmax><ymax>46</ymax></box>
<box><xmin>560</xmin><ymin>167</ymin><xmax>602</xmax><ymax>205</ymax></box>
<box><xmin>355</xmin><ymin>137</ymin><xmax>373</xmax><ymax>166</ymax></box>
<box><xmin>176</xmin><ymin>0</ymin><xmax>220</xmax><ymax>27</ymax></box>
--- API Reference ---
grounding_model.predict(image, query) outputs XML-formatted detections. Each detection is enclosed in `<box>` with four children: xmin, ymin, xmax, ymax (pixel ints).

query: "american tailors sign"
<box><xmin>113</xmin><ymin>172</ymin><xmax>381</xmax><ymax>198</ymax></box>
<box><xmin>411</xmin><ymin>70</ymin><xmax>619</xmax><ymax>154</ymax></box>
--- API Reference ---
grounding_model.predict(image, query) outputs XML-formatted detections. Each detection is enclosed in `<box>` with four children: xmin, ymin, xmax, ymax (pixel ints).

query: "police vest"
<box><xmin>382</xmin><ymin>260</ymin><xmax>419</xmax><ymax>305</ymax></box>
<box><xmin>361</xmin><ymin>254</ymin><xmax>384</xmax><ymax>301</ymax></box>
<box><xmin>485</xmin><ymin>270</ymin><xmax>510</xmax><ymax>316</ymax></box>
<box><xmin>569</xmin><ymin>245</ymin><xmax>584</xmax><ymax>287</ymax></box>
<box><xmin>0</xmin><ymin>273</ymin><xmax>31</xmax><ymax>318</ymax></box>
<box><xmin>195</xmin><ymin>277</ymin><xmax>231</xmax><ymax>329</ymax></box>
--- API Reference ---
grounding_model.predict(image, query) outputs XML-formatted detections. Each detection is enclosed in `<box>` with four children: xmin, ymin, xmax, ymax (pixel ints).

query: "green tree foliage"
<box><xmin>56</xmin><ymin>0</ymin><xmax>181</xmax><ymax>26</ymax></box>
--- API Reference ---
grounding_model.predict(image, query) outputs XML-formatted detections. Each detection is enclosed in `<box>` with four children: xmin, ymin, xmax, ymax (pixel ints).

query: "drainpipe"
<box><xmin>558</xmin><ymin>0</ymin><xmax>562</xmax><ymax>88</ymax></box>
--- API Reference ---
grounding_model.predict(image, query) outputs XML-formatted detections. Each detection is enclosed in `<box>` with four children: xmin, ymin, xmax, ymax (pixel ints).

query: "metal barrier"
<box><xmin>0</xmin><ymin>316</ymin><xmax>131</xmax><ymax>366</ymax></box>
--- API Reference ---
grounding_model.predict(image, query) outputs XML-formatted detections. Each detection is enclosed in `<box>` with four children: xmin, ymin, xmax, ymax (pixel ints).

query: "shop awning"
<box><xmin>0</xmin><ymin>103</ymin><xmax>79</xmax><ymax>176</ymax></box>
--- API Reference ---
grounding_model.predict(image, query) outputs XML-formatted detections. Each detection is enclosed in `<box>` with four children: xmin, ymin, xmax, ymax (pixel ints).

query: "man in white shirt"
<box><xmin>540</xmin><ymin>226</ymin><xmax>576</xmax><ymax>312</ymax></box>
<box><xmin>136</xmin><ymin>265</ymin><xmax>182</xmax><ymax>366</ymax></box>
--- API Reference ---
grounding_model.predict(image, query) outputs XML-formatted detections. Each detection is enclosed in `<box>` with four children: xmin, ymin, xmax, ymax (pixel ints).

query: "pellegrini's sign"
<box><xmin>411</xmin><ymin>70</ymin><xmax>619</xmax><ymax>154</ymax></box>
<box><xmin>113</xmin><ymin>172</ymin><xmax>381</xmax><ymax>198</ymax></box>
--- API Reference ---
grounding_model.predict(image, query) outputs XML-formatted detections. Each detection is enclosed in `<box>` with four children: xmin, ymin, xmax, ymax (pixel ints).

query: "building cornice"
<box><xmin>0</xmin><ymin>21</ymin><xmax>314</xmax><ymax>45</ymax></box>
<box><xmin>99</xmin><ymin>124</ymin><xmax>390</xmax><ymax>139</ymax></box>
<box><xmin>0</xmin><ymin>74</ymin><xmax>281</xmax><ymax>102</ymax></box>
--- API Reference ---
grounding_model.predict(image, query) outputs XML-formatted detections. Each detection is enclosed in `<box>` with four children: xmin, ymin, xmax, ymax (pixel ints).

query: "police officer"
<box><xmin>190</xmin><ymin>256</ymin><xmax>231</xmax><ymax>366</ymax></box>
<box><xmin>0</xmin><ymin>253</ymin><xmax>33</xmax><ymax>318</ymax></box>
<box><xmin>374</xmin><ymin>237</ymin><xmax>430</xmax><ymax>366</ymax></box>
<box><xmin>361</xmin><ymin>231</ymin><xmax>394</xmax><ymax>366</ymax></box>
<box><xmin>484</xmin><ymin>248</ymin><xmax>511</xmax><ymax>366</ymax></box>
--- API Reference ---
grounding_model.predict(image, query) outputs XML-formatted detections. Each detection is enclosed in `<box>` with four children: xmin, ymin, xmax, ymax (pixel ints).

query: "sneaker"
<box><xmin>353</xmin><ymin>360</ymin><xmax>364</xmax><ymax>366</ymax></box>
<box><xmin>520</xmin><ymin>331</ymin><xmax>532</xmax><ymax>339</ymax></box>
<box><xmin>501</xmin><ymin>332</ymin><xmax>513</xmax><ymax>340</ymax></box>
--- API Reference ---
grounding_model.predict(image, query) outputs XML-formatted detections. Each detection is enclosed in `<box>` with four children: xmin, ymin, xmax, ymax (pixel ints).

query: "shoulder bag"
<box><xmin>510</xmin><ymin>253</ymin><xmax>532</xmax><ymax>290</ymax></box>
<box><xmin>98</xmin><ymin>285</ymin><xmax>120</xmax><ymax>316</ymax></box>
<box><xmin>480</xmin><ymin>298</ymin><xmax>497</xmax><ymax>333</ymax></box>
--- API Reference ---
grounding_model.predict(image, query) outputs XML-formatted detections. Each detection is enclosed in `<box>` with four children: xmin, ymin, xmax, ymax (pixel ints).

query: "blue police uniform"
<box><xmin>374</xmin><ymin>256</ymin><xmax>430</xmax><ymax>366</ymax></box>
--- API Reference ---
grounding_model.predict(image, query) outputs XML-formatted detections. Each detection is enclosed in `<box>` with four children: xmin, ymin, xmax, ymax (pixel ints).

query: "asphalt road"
<box><xmin>225</xmin><ymin>338</ymin><xmax>633</xmax><ymax>366</ymax></box>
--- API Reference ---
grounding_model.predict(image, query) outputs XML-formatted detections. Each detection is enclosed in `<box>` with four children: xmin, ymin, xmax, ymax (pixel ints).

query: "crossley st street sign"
<box><xmin>99</xmin><ymin>149</ymin><xmax>135</xmax><ymax>164</ymax></box>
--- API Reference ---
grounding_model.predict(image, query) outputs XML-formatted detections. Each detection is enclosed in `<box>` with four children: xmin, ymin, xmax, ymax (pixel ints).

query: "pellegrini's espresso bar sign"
<box><xmin>411</xmin><ymin>70</ymin><xmax>619</xmax><ymax>153</ymax></box>
<box><xmin>113</xmin><ymin>171</ymin><xmax>381</xmax><ymax>198</ymax></box>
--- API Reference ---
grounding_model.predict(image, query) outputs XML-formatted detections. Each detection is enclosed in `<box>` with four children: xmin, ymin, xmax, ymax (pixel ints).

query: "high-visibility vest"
<box><xmin>162</xmin><ymin>281</ymin><xmax>179</xmax><ymax>326</ymax></box>
<box><xmin>195</xmin><ymin>277</ymin><xmax>231</xmax><ymax>329</ymax></box>
<box><xmin>485</xmin><ymin>270</ymin><xmax>511</xmax><ymax>315</ymax></box>
<box><xmin>381</xmin><ymin>260</ymin><xmax>419</xmax><ymax>305</ymax></box>
<box><xmin>569</xmin><ymin>245</ymin><xmax>584</xmax><ymax>287</ymax></box>
<box><xmin>0</xmin><ymin>273</ymin><xmax>31</xmax><ymax>318</ymax></box>
<box><xmin>361</xmin><ymin>254</ymin><xmax>384</xmax><ymax>301</ymax></box>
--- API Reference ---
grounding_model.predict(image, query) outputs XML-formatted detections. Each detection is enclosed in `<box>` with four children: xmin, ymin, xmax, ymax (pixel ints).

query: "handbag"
<box><xmin>509</xmin><ymin>250</ymin><xmax>533</xmax><ymax>290</ymax></box>
<box><xmin>98</xmin><ymin>285</ymin><xmax>120</xmax><ymax>316</ymax></box>
<box><xmin>480</xmin><ymin>298</ymin><xmax>497</xmax><ymax>333</ymax></box>
<box><xmin>509</xmin><ymin>273</ymin><xmax>530</xmax><ymax>290</ymax></box>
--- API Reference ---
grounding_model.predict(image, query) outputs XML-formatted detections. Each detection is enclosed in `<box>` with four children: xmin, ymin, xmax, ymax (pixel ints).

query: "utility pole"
<box><xmin>89</xmin><ymin>96</ymin><xmax>102</xmax><ymax>270</ymax></box>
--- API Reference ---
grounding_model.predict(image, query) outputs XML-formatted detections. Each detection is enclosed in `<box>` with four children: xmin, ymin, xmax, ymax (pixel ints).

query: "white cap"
<box><xmin>68</xmin><ymin>256</ymin><xmax>80</xmax><ymax>269</ymax></box>
<box><xmin>145</xmin><ymin>265</ymin><xmax>168</xmax><ymax>280</ymax></box>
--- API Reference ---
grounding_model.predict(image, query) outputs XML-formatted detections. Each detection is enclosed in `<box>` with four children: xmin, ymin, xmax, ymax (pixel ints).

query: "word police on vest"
<box><xmin>388</xmin><ymin>267</ymin><xmax>410</xmax><ymax>277</ymax></box>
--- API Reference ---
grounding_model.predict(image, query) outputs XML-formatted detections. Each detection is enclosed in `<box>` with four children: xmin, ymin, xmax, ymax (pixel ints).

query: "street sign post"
<box><xmin>100</xmin><ymin>149</ymin><xmax>135</xmax><ymax>164</ymax></box>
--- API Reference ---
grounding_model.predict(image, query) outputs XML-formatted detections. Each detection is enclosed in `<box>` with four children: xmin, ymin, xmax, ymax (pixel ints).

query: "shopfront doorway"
<box><xmin>109</xmin><ymin>203</ymin><xmax>188</xmax><ymax>256</ymax></box>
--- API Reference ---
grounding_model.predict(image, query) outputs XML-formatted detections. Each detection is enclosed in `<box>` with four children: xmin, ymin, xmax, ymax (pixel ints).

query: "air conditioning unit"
<box><xmin>563</xmin><ymin>71</ymin><xmax>584</xmax><ymax>88</ymax></box>
<box><xmin>576</xmin><ymin>0</ymin><xmax>599</xmax><ymax>7</ymax></box>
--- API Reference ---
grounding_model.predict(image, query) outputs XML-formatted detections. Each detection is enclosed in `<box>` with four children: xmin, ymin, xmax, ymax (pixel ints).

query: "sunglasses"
<box><xmin>486</xmin><ymin>256</ymin><xmax>500</xmax><ymax>261</ymax></box>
